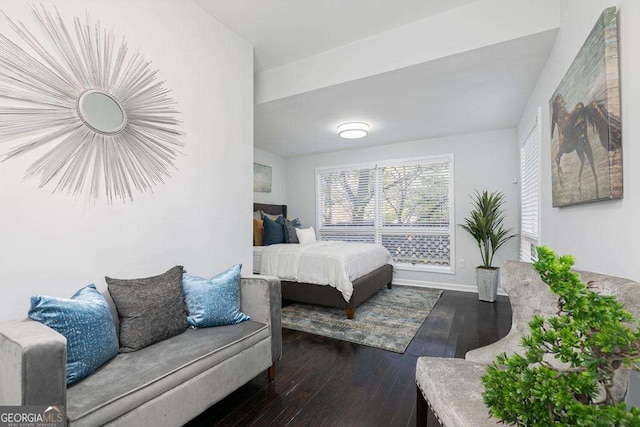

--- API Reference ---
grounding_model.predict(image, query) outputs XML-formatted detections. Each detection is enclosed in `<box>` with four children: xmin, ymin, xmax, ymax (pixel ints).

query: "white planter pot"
<box><xmin>476</xmin><ymin>267</ymin><xmax>499</xmax><ymax>302</ymax></box>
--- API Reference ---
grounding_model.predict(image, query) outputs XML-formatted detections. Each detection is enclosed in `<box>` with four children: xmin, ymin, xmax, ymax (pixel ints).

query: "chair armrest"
<box><xmin>0</xmin><ymin>319</ymin><xmax>66</xmax><ymax>406</ymax></box>
<box><xmin>465</xmin><ymin>333</ymin><xmax>523</xmax><ymax>365</ymax></box>
<box><xmin>240</xmin><ymin>275</ymin><xmax>282</xmax><ymax>363</ymax></box>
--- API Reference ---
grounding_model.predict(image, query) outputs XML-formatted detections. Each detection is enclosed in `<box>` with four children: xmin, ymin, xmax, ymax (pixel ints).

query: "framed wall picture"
<box><xmin>549</xmin><ymin>7</ymin><xmax>622</xmax><ymax>207</ymax></box>
<box><xmin>253</xmin><ymin>163</ymin><xmax>272</xmax><ymax>193</ymax></box>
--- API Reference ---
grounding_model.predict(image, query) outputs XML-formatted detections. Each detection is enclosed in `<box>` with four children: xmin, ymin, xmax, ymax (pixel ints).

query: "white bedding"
<box><xmin>253</xmin><ymin>246</ymin><xmax>264</xmax><ymax>273</ymax></box>
<box><xmin>257</xmin><ymin>241</ymin><xmax>393</xmax><ymax>302</ymax></box>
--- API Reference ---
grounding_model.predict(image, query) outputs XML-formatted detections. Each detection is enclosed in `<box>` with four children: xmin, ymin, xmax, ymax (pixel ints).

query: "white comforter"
<box><xmin>259</xmin><ymin>241</ymin><xmax>393</xmax><ymax>302</ymax></box>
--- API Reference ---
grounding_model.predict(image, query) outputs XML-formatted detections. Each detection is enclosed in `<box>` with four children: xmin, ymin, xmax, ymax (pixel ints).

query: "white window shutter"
<box><xmin>379</xmin><ymin>160</ymin><xmax>451</xmax><ymax>266</ymax></box>
<box><xmin>316</xmin><ymin>155</ymin><xmax>454</xmax><ymax>269</ymax></box>
<box><xmin>316</xmin><ymin>167</ymin><xmax>377</xmax><ymax>243</ymax></box>
<box><xmin>520</xmin><ymin>119</ymin><xmax>540</xmax><ymax>262</ymax></box>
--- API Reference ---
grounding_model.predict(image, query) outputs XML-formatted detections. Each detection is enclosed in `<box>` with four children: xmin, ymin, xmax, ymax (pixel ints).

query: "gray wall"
<box><xmin>286</xmin><ymin>128</ymin><xmax>520</xmax><ymax>291</ymax></box>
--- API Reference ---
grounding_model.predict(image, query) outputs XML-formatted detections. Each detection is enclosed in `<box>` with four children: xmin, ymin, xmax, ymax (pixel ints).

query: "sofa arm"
<box><xmin>0</xmin><ymin>319</ymin><xmax>66</xmax><ymax>406</ymax></box>
<box><xmin>240</xmin><ymin>275</ymin><xmax>282</xmax><ymax>364</ymax></box>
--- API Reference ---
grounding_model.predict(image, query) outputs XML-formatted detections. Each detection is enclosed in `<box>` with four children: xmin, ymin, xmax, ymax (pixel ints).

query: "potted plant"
<box><xmin>482</xmin><ymin>246</ymin><xmax>640</xmax><ymax>425</ymax></box>
<box><xmin>460</xmin><ymin>190</ymin><xmax>515</xmax><ymax>302</ymax></box>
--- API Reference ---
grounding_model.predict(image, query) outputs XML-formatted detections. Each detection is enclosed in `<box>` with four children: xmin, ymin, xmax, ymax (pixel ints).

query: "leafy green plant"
<box><xmin>482</xmin><ymin>246</ymin><xmax>640</xmax><ymax>426</ymax></box>
<box><xmin>460</xmin><ymin>190</ymin><xmax>515</xmax><ymax>269</ymax></box>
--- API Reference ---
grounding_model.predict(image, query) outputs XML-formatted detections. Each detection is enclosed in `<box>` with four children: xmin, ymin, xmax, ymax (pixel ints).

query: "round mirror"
<box><xmin>77</xmin><ymin>90</ymin><xmax>127</xmax><ymax>134</ymax></box>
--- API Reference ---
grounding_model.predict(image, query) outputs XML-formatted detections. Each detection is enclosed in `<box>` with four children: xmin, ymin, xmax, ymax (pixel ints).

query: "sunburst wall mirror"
<box><xmin>0</xmin><ymin>5</ymin><xmax>184</xmax><ymax>204</ymax></box>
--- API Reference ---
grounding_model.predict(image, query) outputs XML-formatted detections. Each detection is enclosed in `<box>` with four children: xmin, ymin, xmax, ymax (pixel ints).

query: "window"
<box><xmin>520</xmin><ymin>115</ymin><xmax>540</xmax><ymax>262</ymax></box>
<box><xmin>316</xmin><ymin>155</ymin><xmax>454</xmax><ymax>272</ymax></box>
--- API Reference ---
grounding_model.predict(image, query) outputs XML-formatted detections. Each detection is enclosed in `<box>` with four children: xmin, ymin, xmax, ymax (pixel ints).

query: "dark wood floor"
<box><xmin>187</xmin><ymin>290</ymin><xmax>512</xmax><ymax>427</ymax></box>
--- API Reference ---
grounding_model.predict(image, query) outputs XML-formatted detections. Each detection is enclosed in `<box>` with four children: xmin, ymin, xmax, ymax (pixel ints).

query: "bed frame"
<box><xmin>254</xmin><ymin>203</ymin><xmax>393</xmax><ymax>319</ymax></box>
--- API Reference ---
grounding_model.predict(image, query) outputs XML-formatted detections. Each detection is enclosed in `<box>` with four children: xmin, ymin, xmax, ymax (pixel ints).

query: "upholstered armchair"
<box><xmin>415</xmin><ymin>261</ymin><xmax>640</xmax><ymax>427</ymax></box>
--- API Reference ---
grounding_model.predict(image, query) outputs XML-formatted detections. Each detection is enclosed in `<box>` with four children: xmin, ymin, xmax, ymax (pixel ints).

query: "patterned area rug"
<box><xmin>281</xmin><ymin>285</ymin><xmax>442</xmax><ymax>353</ymax></box>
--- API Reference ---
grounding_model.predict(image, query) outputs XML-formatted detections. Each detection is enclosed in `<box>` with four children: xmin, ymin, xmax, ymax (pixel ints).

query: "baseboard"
<box><xmin>393</xmin><ymin>278</ymin><xmax>508</xmax><ymax>297</ymax></box>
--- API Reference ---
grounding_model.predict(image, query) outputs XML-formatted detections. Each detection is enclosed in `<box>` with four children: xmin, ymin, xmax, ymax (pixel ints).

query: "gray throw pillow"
<box><xmin>106</xmin><ymin>266</ymin><xmax>187</xmax><ymax>352</ymax></box>
<box><xmin>285</xmin><ymin>221</ymin><xmax>299</xmax><ymax>243</ymax></box>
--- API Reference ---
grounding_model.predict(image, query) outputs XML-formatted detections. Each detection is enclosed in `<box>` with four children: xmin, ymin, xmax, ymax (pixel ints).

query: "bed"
<box><xmin>253</xmin><ymin>203</ymin><xmax>394</xmax><ymax>319</ymax></box>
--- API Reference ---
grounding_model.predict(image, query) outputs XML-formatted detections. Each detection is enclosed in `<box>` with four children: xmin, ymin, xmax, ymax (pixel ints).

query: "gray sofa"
<box><xmin>0</xmin><ymin>275</ymin><xmax>282</xmax><ymax>426</ymax></box>
<box><xmin>416</xmin><ymin>261</ymin><xmax>640</xmax><ymax>427</ymax></box>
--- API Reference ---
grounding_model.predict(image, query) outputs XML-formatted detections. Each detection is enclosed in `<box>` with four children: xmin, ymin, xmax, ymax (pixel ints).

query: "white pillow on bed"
<box><xmin>295</xmin><ymin>227</ymin><xmax>316</xmax><ymax>244</ymax></box>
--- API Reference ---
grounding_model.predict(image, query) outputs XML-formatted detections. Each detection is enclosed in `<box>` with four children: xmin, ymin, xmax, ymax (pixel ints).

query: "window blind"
<box><xmin>520</xmin><ymin>121</ymin><xmax>539</xmax><ymax>262</ymax></box>
<box><xmin>316</xmin><ymin>156</ymin><xmax>453</xmax><ymax>269</ymax></box>
<box><xmin>316</xmin><ymin>167</ymin><xmax>376</xmax><ymax>243</ymax></box>
<box><xmin>381</xmin><ymin>162</ymin><xmax>450</xmax><ymax>228</ymax></box>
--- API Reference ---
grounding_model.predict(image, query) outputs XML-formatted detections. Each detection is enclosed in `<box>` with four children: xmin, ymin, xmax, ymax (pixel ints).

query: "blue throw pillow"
<box><xmin>263</xmin><ymin>215</ymin><xmax>286</xmax><ymax>245</ymax></box>
<box><xmin>28</xmin><ymin>284</ymin><xmax>119</xmax><ymax>385</ymax></box>
<box><xmin>182</xmin><ymin>264</ymin><xmax>250</xmax><ymax>328</ymax></box>
<box><xmin>278</xmin><ymin>216</ymin><xmax>289</xmax><ymax>243</ymax></box>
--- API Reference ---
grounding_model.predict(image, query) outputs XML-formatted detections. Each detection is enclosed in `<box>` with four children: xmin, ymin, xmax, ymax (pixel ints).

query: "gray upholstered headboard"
<box><xmin>254</xmin><ymin>203</ymin><xmax>287</xmax><ymax>218</ymax></box>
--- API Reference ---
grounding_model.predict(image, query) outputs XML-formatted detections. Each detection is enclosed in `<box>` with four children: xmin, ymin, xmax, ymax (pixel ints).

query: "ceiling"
<box><xmin>194</xmin><ymin>0</ymin><xmax>481</xmax><ymax>72</ymax></box>
<box><xmin>255</xmin><ymin>29</ymin><xmax>557</xmax><ymax>158</ymax></box>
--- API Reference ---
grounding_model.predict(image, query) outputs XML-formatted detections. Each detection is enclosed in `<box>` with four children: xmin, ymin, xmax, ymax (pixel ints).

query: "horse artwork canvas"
<box><xmin>550</xmin><ymin>7</ymin><xmax>622</xmax><ymax>207</ymax></box>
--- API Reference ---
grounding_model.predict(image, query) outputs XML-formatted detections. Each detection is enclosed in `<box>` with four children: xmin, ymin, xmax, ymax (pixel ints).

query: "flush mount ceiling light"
<box><xmin>338</xmin><ymin>122</ymin><xmax>369</xmax><ymax>139</ymax></box>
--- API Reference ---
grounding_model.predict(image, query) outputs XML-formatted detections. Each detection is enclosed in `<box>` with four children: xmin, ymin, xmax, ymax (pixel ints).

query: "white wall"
<box><xmin>0</xmin><ymin>0</ymin><xmax>254</xmax><ymax>321</ymax></box>
<box><xmin>286</xmin><ymin>129</ymin><xmax>520</xmax><ymax>291</ymax></box>
<box><xmin>517</xmin><ymin>0</ymin><xmax>640</xmax><ymax>280</ymax></box>
<box><xmin>254</xmin><ymin>148</ymin><xmax>287</xmax><ymax>205</ymax></box>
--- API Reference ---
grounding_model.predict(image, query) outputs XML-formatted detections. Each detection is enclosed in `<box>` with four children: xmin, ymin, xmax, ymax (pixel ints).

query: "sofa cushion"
<box><xmin>416</xmin><ymin>357</ymin><xmax>501</xmax><ymax>427</ymax></box>
<box><xmin>28</xmin><ymin>284</ymin><xmax>119</xmax><ymax>385</ymax></box>
<box><xmin>106</xmin><ymin>266</ymin><xmax>187</xmax><ymax>353</ymax></box>
<box><xmin>183</xmin><ymin>264</ymin><xmax>250</xmax><ymax>328</ymax></box>
<box><xmin>66</xmin><ymin>320</ymin><xmax>269</xmax><ymax>426</ymax></box>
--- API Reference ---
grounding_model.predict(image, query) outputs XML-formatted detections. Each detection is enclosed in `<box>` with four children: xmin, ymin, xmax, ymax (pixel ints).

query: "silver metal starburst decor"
<box><xmin>0</xmin><ymin>6</ymin><xmax>184</xmax><ymax>203</ymax></box>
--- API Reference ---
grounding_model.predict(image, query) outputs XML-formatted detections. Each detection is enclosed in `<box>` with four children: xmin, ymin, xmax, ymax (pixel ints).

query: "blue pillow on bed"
<box><xmin>182</xmin><ymin>264</ymin><xmax>250</xmax><ymax>328</ymax></box>
<box><xmin>263</xmin><ymin>215</ymin><xmax>286</xmax><ymax>245</ymax></box>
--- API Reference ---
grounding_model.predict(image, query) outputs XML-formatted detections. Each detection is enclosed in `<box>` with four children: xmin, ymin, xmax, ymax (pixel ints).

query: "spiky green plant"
<box><xmin>460</xmin><ymin>190</ymin><xmax>516</xmax><ymax>269</ymax></box>
<box><xmin>482</xmin><ymin>246</ymin><xmax>640</xmax><ymax>426</ymax></box>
